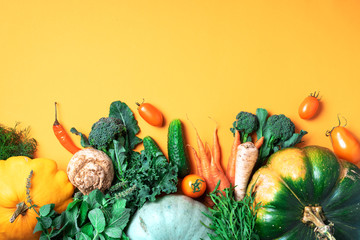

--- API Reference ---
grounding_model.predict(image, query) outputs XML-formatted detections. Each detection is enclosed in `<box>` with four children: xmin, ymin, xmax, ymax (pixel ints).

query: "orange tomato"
<box><xmin>328</xmin><ymin>125</ymin><xmax>360</xmax><ymax>165</ymax></box>
<box><xmin>298</xmin><ymin>91</ymin><xmax>320</xmax><ymax>119</ymax></box>
<box><xmin>136</xmin><ymin>101</ymin><xmax>164</xmax><ymax>127</ymax></box>
<box><xmin>181</xmin><ymin>174</ymin><xmax>207</xmax><ymax>198</ymax></box>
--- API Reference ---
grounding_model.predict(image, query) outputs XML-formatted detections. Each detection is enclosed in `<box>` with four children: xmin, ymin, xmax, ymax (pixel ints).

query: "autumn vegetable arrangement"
<box><xmin>3</xmin><ymin>93</ymin><xmax>360</xmax><ymax>240</ymax></box>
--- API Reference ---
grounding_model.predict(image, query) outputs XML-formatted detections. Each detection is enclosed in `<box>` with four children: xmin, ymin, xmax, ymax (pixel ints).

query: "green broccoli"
<box><xmin>88</xmin><ymin>117</ymin><xmax>126</xmax><ymax>153</ymax></box>
<box><xmin>231</xmin><ymin>111</ymin><xmax>259</xmax><ymax>143</ymax></box>
<box><xmin>264</xmin><ymin>114</ymin><xmax>295</xmax><ymax>147</ymax></box>
<box><xmin>255</xmin><ymin>108</ymin><xmax>307</xmax><ymax>164</ymax></box>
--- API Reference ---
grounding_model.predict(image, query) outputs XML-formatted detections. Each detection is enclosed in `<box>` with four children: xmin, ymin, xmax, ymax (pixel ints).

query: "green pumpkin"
<box><xmin>248</xmin><ymin>145</ymin><xmax>360</xmax><ymax>240</ymax></box>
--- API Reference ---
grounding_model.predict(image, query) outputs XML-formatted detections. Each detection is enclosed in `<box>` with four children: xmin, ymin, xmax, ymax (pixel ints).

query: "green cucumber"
<box><xmin>168</xmin><ymin>119</ymin><xmax>190</xmax><ymax>178</ymax></box>
<box><xmin>143</xmin><ymin>136</ymin><xmax>165</xmax><ymax>158</ymax></box>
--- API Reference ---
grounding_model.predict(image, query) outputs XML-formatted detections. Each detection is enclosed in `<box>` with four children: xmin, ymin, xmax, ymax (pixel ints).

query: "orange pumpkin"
<box><xmin>0</xmin><ymin>156</ymin><xmax>74</xmax><ymax>240</ymax></box>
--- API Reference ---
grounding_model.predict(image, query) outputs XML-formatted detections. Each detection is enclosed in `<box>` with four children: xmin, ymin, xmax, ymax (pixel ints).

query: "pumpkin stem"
<box><xmin>302</xmin><ymin>206</ymin><xmax>336</xmax><ymax>240</ymax></box>
<box><xmin>10</xmin><ymin>202</ymin><xmax>29</xmax><ymax>223</ymax></box>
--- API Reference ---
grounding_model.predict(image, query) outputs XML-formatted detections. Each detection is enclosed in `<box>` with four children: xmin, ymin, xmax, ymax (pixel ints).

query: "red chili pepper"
<box><xmin>53</xmin><ymin>102</ymin><xmax>81</xmax><ymax>154</ymax></box>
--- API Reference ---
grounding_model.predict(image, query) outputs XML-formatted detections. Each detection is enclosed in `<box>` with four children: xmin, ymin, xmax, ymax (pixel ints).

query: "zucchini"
<box><xmin>143</xmin><ymin>136</ymin><xmax>165</xmax><ymax>158</ymax></box>
<box><xmin>168</xmin><ymin>119</ymin><xmax>190</xmax><ymax>178</ymax></box>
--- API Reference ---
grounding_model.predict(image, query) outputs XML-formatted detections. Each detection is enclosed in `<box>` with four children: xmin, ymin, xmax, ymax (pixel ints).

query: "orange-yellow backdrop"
<box><xmin>1</xmin><ymin>0</ymin><xmax>360</xmax><ymax>171</ymax></box>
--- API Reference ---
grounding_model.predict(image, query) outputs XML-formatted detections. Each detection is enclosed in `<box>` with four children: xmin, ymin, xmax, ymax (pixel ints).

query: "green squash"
<box><xmin>248</xmin><ymin>145</ymin><xmax>360</xmax><ymax>240</ymax></box>
<box><xmin>126</xmin><ymin>194</ymin><xmax>213</xmax><ymax>240</ymax></box>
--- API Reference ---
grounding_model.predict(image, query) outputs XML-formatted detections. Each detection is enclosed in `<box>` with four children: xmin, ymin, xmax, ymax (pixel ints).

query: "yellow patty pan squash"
<box><xmin>0</xmin><ymin>156</ymin><xmax>74</xmax><ymax>240</ymax></box>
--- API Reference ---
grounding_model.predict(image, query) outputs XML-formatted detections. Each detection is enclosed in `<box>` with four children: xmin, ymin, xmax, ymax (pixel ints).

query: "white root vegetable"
<box><xmin>67</xmin><ymin>147</ymin><xmax>114</xmax><ymax>195</ymax></box>
<box><xmin>234</xmin><ymin>142</ymin><xmax>259</xmax><ymax>201</ymax></box>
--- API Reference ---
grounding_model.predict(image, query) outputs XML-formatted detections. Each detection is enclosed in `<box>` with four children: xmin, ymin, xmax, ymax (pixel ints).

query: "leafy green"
<box><xmin>109</xmin><ymin>101</ymin><xmax>142</xmax><ymax>150</ymax></box>
<box><xmin>110</xmin><ymin>147</ymin><xmax>179</xmax><ymax>214</ymax></box>
<box><xmin>204</xmin><ymin>182</ymin><xmax>261</xmax><ymax>240</ymax></box>
<box><xmin>71</xmin><ymin>100</ymin><xmax>179</xmax><ymax>215</ymax></box>
<box><xmin>0</xmin><ymin>122</ymin><xmax>37</xmax><ymax>160</ymax></box>
<box><xmin>66</xmin><ymin>100</ymin><xmax>178</xmax><ymax>238</ymax></box>
<box><xmin>33</xmin><ymin>190</ymin><xmax>131</xmax><ymax>240</ymax></box>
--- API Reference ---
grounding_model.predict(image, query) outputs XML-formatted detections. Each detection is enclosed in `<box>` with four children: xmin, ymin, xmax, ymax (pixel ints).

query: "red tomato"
<box><xmin>328</xmin><ymin>126</ymin><xmax>360</xmax><ymax>165</ymax></box>
<box><xmin>181</xmin><ymin>174</ymin><xmax>207</xmax><ymax>198</ymax></box>
<box><xmin>136</xmin><ymin>101</ymin><xmax>164</xmax><ymax>127</ymax></box>
<box><xmin>298</xmin><ymin>91</ymin><xmax>321</xmax><ymax>119</ymax></box>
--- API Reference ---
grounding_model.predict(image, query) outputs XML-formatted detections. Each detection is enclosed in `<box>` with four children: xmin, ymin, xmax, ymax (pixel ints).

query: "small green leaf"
<box><xmin>39</xmin><ymin>203</ymin><xmax>55</xmax><ymax>217</ymax></box>
<box><xmin>99</xmin><ymin>233</ymin><xmax>106</xmax><ymax>240</ymax></box>
<box><xmin>105</xmin><ymin>226</ymin><xmax>123</xmax><ymax>238</ymax></box>
<box><xmin>88</xmin><ymin>208</ymin><xmax>106</xmax><ymax>233</ymax></box>
<box><xmin>76</xmin><ymin>232</ymin><xmax>92</xmax><ymax>240</ymax></box>
<box><xmin>81</xmin><ymin>223</ymin><xmax>94</xmax><ymax>238</ymax></box>
<box><xmin>33</xmin><ymin>221</ymin><xmax>45</xmax><ymax>234</ymax></box>
<box><xmin>79</xmin><ymin>201</ymin><xmax>89</xmax><ymax>226</ymax></box>
<box><xmin>67</xmin><ymin>198</ymin><xmax>81</xmax><ymax>210</ymax></box>
<box><xmin>39</xmin><ymin>234</ymin><xmax>48</xmax><ymax>240</ymax></box>
<box><xmin>53</xmin><ymin>215</ymin><xmax>64</xmax><ymax>229</ymax></box>
<box><xmin>40</xmin><ymin>216</ymin><xmax>52</xmax><ymax>229</ymax></box>
<box><xmin>86</xmin><ymin>189</ymin><xmax>105</xmax><ymax>209</ymax></box>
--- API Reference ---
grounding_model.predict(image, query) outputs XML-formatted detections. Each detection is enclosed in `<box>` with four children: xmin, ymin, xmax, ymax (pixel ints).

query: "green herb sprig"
<box><xmin>0</xmin><ymin>122</ymin><xmax>37</xmax><ymax>160</ymax></box>
<box><xmin>204</xmin><ymin>182</ymin><xmax>262</xmax><ymax>240</ymax></box>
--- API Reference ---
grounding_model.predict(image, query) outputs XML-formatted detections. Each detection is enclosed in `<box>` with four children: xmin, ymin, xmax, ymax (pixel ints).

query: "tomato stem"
<box><xmin>135</xmin><ymin>98</ymin><xmax>145</xmax><ymax>107</ymax></box>
<box><xmin>310</xmin><ymin>91</ymin><xmax>321</xmax><ymax>100</ymax></box>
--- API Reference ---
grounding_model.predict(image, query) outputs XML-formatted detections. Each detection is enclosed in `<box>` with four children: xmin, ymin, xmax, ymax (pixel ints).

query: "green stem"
<box><xmin>9</xmin><ymin>202</ymin><xmax>29</xmax><ymax>223</ymax></box>
<box><xmin>93</xmin><ymin>230</ymin><xmax>99</xmax><ymax>240</ymax></box>
<box><xmin>302</xmin><ymin>206</ymin><xmax>336</xmax><ymax>240</ymax></box>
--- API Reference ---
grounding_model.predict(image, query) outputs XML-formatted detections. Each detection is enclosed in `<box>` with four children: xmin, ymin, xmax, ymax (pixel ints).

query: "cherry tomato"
<box><xmin>181</xmin><ymin>174</ymin><xmax>207</xmax><ymax>198</ymax></box>
<box><xmin>136</xmin><ymin>100</ymin><xmax>164</xmax><ymax>127</ymax></box>
<box><xmin>298</xmin><ymin>91</ymin><xmax>321</xmax><ymax>119</ymax></box>
<box><xmin>328</xmin><ymin>125</ymin><xmax>360</xmax><ymax>165</ymax></box>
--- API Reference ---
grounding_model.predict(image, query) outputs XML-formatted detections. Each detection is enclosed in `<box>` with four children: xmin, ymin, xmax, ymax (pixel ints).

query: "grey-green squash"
<box><xmin>126</xmin><ymin>194</ymin><xmax>213</xmax><ymax>240</ymax></box>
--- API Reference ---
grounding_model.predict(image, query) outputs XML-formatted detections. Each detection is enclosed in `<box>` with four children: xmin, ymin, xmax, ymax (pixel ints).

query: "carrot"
<box><xmin>53</xmin><ymin>102</ymin><xmax>81</xmax><ymax>154</ymax></box>
<box><xmin>208</xmin><ymin>144</ymin><xmax>230</xmax><ymax>193</ymax></box>
<box><xmin>212</xmin><ymin>127</ymin><xmax>224</xmax><ymax>173</ymax></box>
<box><xmin>234</xmin><ymin>142</ymin><xmax>259</xmax><ymax>201</ymax></box>
<box><xmin>188</xmin><ymin>145</ymin><xmax>203</xmax><ymax>176</ymax></box>
<box><xmin>254</xmin><ymin>136</ymin><xmax>264</xmax><ymax>149</ymax></box>
<box><xmin>226</xmin><ymin>130</ymin><xmax>241</xmax><ymax>186</ymax></box>
<box><xmin>196</xmin><ymin>131</ymin><xmax>215</xmax><ymax>191</ymax></box>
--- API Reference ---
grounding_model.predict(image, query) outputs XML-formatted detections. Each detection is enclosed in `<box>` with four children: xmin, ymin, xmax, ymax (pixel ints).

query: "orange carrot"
<box><xmin>188</xmin><ymin>145</ymin><xmax>203</xmax><ymax>176</ymax></box>
<box><xmin>195</xmin><ymin>129</ymin><xmax>215</xmax><ymax>191</ymax></box>
<box><xmin>212</xmin><ymin>127</ymin><xmax>224</xmax><ymax>173</ymax></box>
<box><xmin>208</xmin><ymin>145</ymin><xmax>230</xmax><ymax>193</ymax></box>
<box><xmin>226</xmin><ymin>130</ymin><xmax>241</xmax><ymax>186</ymax></box>
<box><xmin>255</xmin><ymin>136</ymin><xmax>264</xmax><ymax>149</ymax></box>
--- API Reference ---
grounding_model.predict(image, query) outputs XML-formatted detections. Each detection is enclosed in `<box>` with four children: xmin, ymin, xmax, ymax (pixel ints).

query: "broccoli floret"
<box><xmin>257</xmin><ymin>112</ymin><xmax>307</xmax><ymax>164</ymax></box>
<box><xmin>231</xmin><ymin>111</ymin><xmax>259</xmax><ymax>142</ymax></box>
<box><xmin>264</xmin><ymin>114</ymin><xmax>295</xmax><ymax>146</ymax></box>
<box><xmin>88</xmin><ymin>117</ymin><xmax>126</xmax><ymax>152</ymax></box>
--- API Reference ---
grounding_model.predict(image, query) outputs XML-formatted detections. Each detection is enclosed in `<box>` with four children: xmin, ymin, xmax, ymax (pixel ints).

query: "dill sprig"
<box><xmin>0</xmin><ymin>122</ymin><xmax>37</xmax><ymax>160</ymax></box>
<box><xmin>204</xmin><ymin>182</ymin><xmax>262</xmax><ymax>240</ymax></box>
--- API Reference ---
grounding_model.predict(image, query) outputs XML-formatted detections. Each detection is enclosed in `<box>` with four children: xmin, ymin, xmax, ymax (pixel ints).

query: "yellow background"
<box><xmin>1</xmin><ymin>0</ymin><xmax>360</xmax><ymax>171</ymax></box>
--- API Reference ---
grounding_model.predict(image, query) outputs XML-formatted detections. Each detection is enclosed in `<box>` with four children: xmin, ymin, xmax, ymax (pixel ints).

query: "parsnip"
<box><xmin>234</xmin><ymin>142</ymin><xmax>259</xmax><ymax>201</ymax></box>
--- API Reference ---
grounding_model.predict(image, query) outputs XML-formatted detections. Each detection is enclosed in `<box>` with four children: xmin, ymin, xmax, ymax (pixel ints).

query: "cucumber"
<box><xmin>168</xmin><ymin>119</ymin><xmax>190</xmax><ymax>178</ymax></box>
<box><xmin>143</xmin><ymin>136</ymin><xmax>165</xmax><ymax>158</ymax></box>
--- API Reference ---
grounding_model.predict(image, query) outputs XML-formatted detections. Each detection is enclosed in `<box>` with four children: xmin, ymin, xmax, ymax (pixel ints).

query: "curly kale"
<box><xmin>231</xmin><ymin>111</ymin><xmax>259</xmax><ymax>143</ymax></box>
